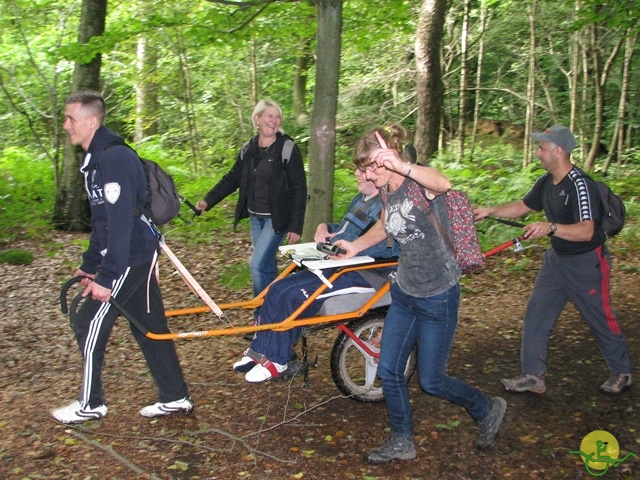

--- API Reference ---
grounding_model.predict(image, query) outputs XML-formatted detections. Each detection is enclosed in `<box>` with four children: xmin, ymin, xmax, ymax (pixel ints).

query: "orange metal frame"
<box><xmin>153</xmin><ymin>259</ymin><xmax>398</xmax><ymax>341</ymax></box>
<box><xmin>153</xmin><ymin>234</ymin><xmax>530</xmax><ymax>341</ymax></box>
<box><xmin>62</xmin><ymin>236</ymin><xmax>527</xmax><ymax>344</ymax></box>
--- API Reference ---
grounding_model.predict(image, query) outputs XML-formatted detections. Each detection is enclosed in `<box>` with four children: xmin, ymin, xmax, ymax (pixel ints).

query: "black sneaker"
<box><xmin>364</xmin><ymin>434</ymin><xmax>416</xmax><ymax>464</ymax></box>
<box><xmin>476</xmin><ymin>396</ymin><xmax>507</xmax><ymax>449</ymax></box>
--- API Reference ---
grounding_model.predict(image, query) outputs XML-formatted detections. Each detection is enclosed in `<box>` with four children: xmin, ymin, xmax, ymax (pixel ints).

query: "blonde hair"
<box><xmin>353</xmin><ymin>124</ymin><xmax>410</xmax><ymax>169</ymax></box>
<box><xmin>252</xmin><ymin>98</ymin><xmax>285</xmax><ymax>134</ymax></box>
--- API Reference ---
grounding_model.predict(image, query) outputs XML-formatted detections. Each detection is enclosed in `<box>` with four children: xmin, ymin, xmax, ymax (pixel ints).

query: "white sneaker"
<box><xmin>51</xmin><ymin>400</ymin><xmax>108</xmax><ymax>424</ymax></box>
<box><xmin>139</xmin><ymin>396</ymin><xmax>194</xmax><ymax>418</ymax></box>
<box><xmin>233</xmin><ymin>356</ymin><xmax>256</xmax><ymax>373</ymax></box>
<box><xmin>245</xmin><ymin>362</ymin><xmax>287</xmax><ymax>383</ymax></box>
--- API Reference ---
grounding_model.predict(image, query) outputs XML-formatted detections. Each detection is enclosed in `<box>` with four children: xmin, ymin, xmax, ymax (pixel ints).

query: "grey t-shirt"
<box><xmin>382</xmin><ymin>179</ymin><xmax>460</xmax><ymax>297</ymax></box>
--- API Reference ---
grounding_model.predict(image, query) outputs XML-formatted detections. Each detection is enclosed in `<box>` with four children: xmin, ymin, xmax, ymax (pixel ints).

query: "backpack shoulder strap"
<box><xmin>101</xmin><ymin>138</ymin><xmax>133</xmax><ymax>156</ymax></box>
<box><xmin>240</xmin><ymin>137</ymin><xmax>294</xmax><ymax>164</ymax></box>
<box><xmin>83</xmin><ymin>139</ymin><xmax>131</xmax><ymax>173</ymax></box>
<box><xmin>425</xmin><ymin>194</ymin><xmax>455</xmax><ymax>254</ymax></box>
<box><xmin>281</xmin><ymin>138</ymin><xmax>294</xmax><ymax>164</ymax></box>
<box><xmin>239</xmin><ymin>140</ymin><xmax>251</xmax><ymax>161</ymax></box>
<box><xmin>411</xmin><ymin>183</ymin><xmax>454</xmax><ymax>254</ymax></box>
<box><xmin>99</xmin><ymin>139</ymin><xmax>150</xmax><ymax>218</ymax></box>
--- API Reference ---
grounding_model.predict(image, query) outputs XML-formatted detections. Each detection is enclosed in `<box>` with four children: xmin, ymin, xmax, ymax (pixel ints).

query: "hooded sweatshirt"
<box><xmin>79</xmin><ymin>126</ymin><xmax>159</xmax><ymax>289</ymax></box>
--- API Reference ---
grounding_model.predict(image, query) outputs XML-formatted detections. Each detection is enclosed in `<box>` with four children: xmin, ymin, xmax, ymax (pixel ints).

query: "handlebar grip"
<box><xmin>489</xmin><ymin>216</ymin><xmax>526</xmax><ymax>229</ymax></box>
<box><xmin>183</xmin><ymin>198</ymin><xmax>201</xmax><ymax>216</ymax></box>
<box><xmin>60</xmin><ymin>276</ymin><xmax>86</xmax><ymax>314</ymax></box>
<box><xmin>59</xmin><ymin>276</ymin><xmax>150</xmax><ymax>337</ymax></box>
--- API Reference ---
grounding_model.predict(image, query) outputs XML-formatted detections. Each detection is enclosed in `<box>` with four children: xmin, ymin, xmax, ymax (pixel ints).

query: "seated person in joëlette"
<box><xmin>232</xmin><ymin>158</ymin><xmax>414</xmax><ymax>382</ymax></box>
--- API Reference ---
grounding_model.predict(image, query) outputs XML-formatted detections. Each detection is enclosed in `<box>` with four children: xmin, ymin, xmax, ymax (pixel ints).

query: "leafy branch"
<box><xmin>206</xmin><ymin>0</ymin><xmax>303</xmax><ymax>33</ymax></box>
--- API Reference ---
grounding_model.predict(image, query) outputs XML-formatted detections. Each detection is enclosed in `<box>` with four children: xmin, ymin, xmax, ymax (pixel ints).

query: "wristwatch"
<box><xmin>548</xmin><ymin>222</ymin><xmax>557</xmax><ymax>236</ymax></box>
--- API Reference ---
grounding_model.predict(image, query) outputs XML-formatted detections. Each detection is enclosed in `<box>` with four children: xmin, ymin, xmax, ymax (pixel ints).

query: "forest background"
<box><xmin>2</xmin><ymin>2</ymin><xmax>640</xmax><ymax>479</ymax></box>
<box><xmin>1</xmin><ymin>0</ymin><xmax>640</xmax><ymax>263</ymax></box>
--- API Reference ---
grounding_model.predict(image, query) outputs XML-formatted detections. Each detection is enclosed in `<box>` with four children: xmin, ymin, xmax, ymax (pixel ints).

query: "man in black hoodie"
<box><xmin>52</xmin><ymin>91</ymin><xmax>192</xmax><ymax>424</ymax></box>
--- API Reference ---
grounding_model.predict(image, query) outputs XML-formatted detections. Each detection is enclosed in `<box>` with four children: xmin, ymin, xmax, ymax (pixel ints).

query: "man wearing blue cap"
<box><xmin>474</xmin><ymin>125</ymin><xmax>632</xmax><ymax>395</ymax></box>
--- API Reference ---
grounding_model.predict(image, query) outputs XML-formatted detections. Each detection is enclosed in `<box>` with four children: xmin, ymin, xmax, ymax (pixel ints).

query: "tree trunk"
<box><xmin>605</xmin><ymin>30</ymin><xmax>637</xmax><ymax>172</ymax></box>
<box><xmin>578</xmin><ymin>30</ymin><xmax>590</xmax><ymax>162</ymax></box>
<box><xmin>174</xmin><ymin>31</ymin><xmax>203</xmax><ymax>171</ymax></box>
<box><xmin>293</xmin><ymin>38</ymin><xmax>312</xmax><ymax>126</ymax></box>
<box><xmin>470</xmin><ymin>0</ymin><xmax>488</xmax><ymax>159</ymax></box>
<box><xmin>302</xmin><ymin>0</ymin><xmax>342</xmax><ymax>240</ymax></box>
<box><xmin>523</xmin><ymin>0</ymin><xmax>537</xmax><ymax>168</ymax></box>
<box><xmin>584</xmin><ymin>23</ymin><xmax>603</xmax><ymax>170</ymax></box>
<box><xmin>415</xmin><ymin>0</ymin><xmax>448</xmax><ymax>163</ymax></box>
<box><xmin>135</xmin><ymin>35</ymin><xmax>159</xmax><ymax>142</ymax></box>
<box><xmin>457</xmin><ymin>0</ymin><xmax>470</xmax><ymax>159</ymax></box>
<box><xmin>251</xmin><ymin>36</ymin><xmax>258</xmax><ymax>106</ymax></box>
<box><xmin>569</xmin><ymin>1</ymin><xmax>581</xmax><ymax>136</ymax></box>
<box><xmin>53</xmin><ymin>0</ymin><xmax>107</xmax><ymax>231</ymax></box>
<box><xmin>583</xmin><ymin>18</ymin><xmax>623</xmax><ymax>170</ymax></box>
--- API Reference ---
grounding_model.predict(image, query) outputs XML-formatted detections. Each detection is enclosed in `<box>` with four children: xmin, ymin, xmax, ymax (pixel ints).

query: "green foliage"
<box><xmin>0</xmin><ymin>249</ymin><xmax>33</xmax><ymax>265</ymax></box>
<box><xmin>218</xmin><ymin>260</ymin><xmax>251</xmax><ymax>291</ymax></box>
<box><xmin>2</xmin><ymin>0</ymin><xmax>640</xmax><ymax>266</ymax></box>
<box><xmin>436</xmin><ymin>419</ymin><xmax>461</xmax><ymax>430</ymax></box>
<box><xmin>0</xmin><ymin>147</ymin><xmax>55</xmax><ymax>241</ymax></box>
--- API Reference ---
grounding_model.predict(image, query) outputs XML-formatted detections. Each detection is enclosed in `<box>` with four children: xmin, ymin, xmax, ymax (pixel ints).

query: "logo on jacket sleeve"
<box><xmin>104</xmin><ymin>182</ymin><xmax>121</xmax><ymax>204</ymax></box>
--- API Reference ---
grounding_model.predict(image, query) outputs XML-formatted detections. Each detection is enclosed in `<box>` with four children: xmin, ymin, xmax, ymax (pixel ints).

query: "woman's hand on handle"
<box><xmin>195</xmin><ymin>200</ymin><xmax>208</xmax><ymax>212</ymax></box>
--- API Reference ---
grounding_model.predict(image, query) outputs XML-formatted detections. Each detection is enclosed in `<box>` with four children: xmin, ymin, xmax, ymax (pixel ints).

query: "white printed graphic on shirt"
<box><xmin>385</xmin><ymin>198</ymin><xmax>426</xmax><ymax>245</ymax></box>
<box><xmin>104</xmin><ymin>182</ymin><xmax>121</xmax><ymax>204</ymax></box>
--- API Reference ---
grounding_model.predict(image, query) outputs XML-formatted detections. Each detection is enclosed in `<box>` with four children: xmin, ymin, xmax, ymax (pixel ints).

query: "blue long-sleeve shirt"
<box><xmin>327</xmin><ymin>193</ymin><xmax>399</xmax><ymax>259</ymax></box>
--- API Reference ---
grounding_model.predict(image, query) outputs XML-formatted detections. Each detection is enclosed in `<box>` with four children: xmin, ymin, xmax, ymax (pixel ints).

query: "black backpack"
<box><xmin>544</xmin><ymin>172</ymin><xmax>626</xmax><ymax>238</ymax></box>
<box><xmin>139</xmin><ymin>157</ymin><xmax>181</xmax><ymax>226</ymax></box>
<box><xmin>591</xmin><ymin>179</ymin><xmax>626</xmax><ymax>237</ymax></box>
<box><xmin>103</xmin><ymin>140</ymin><xmax>181</xmax><ymax>227</ymax></box>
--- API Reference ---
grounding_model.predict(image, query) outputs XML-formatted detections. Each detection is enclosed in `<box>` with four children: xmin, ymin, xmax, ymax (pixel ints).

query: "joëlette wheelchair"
<box><xmin>60</xmin><ymin>235</ymin><xmax>528</xmax><ymax>403</ymax></box>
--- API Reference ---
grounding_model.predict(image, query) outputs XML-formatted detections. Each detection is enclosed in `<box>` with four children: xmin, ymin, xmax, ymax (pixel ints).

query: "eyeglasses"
<box><xmin>358</xmin><ymin>163</ymin><xmax>378</xmax><ymax>173</ymax></box>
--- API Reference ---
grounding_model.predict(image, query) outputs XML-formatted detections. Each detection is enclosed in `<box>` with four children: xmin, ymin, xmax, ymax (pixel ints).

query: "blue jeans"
<box><xmin>249</xmin><ymin>216</ymin><xmax>287</xmax><ymax>318</ymax></box>
<box><xmin>379</xmin><ymin>282</ymin><xmax>490</xmax><ymax>437</ymax></box>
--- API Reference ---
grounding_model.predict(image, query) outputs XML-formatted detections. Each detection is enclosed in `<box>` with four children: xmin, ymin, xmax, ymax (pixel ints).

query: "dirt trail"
<box><xmin>1</xmin><ymin>231</ymin><xmax>638</xmax><ymax>479</ymax></box>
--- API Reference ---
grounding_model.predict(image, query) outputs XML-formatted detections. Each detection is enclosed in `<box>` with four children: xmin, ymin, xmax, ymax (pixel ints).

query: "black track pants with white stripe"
<box><xmin>71</xmin><ymin>263</ymin><xmax>189</xmax><ymax>408</ymax></box>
